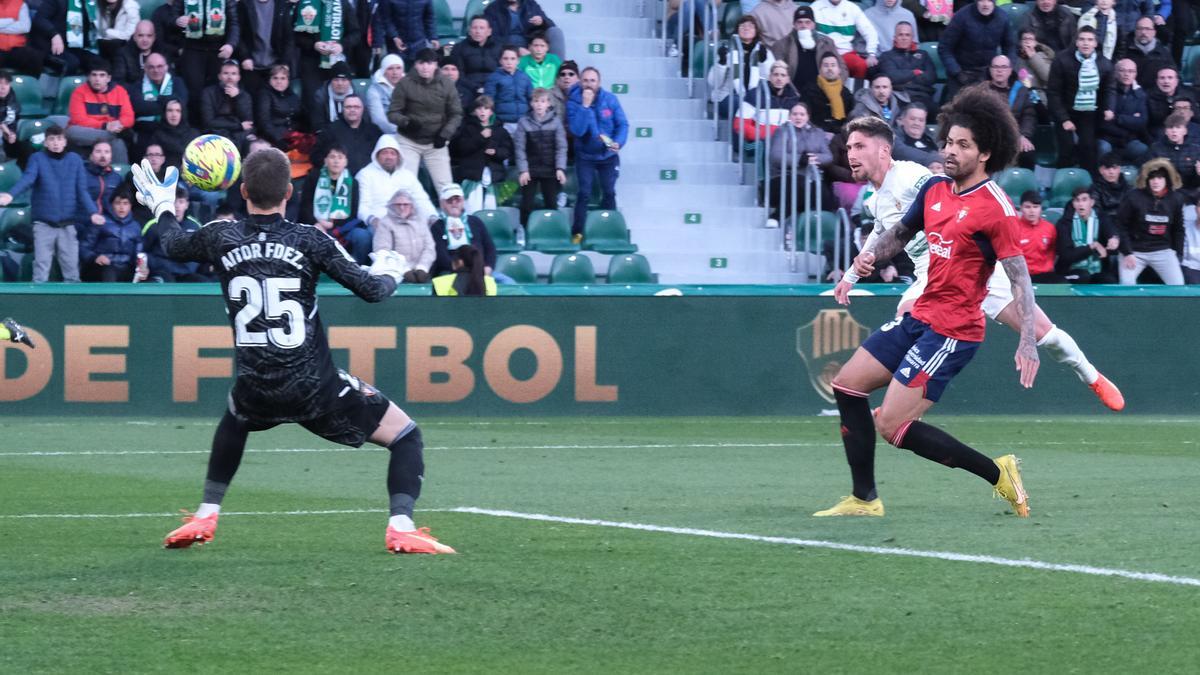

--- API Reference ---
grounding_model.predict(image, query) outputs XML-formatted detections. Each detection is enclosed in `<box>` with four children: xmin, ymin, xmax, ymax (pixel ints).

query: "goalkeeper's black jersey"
<box><xmin>154</xmin><ymin>213</ymin><xmax>397</xmax><ymax>421</ymax></box>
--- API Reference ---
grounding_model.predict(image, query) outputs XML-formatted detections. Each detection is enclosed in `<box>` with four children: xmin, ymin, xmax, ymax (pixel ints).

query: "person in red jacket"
<box><xmin>1016</xmin><ymin>190</ymin><xmax>1063</xmax><ymax>283</ymax></box>
<box><xmin>66</xmin><ymin>59</ymin><xmax>135</xmax><ymax>164</ymax></box>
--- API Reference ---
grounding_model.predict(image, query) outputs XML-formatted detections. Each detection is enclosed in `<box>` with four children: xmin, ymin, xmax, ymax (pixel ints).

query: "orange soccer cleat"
<box><xmin>1089</xmin><ymin>373</ymin><xmax>1125</xmax><ymax>412</ymax></box>
<box><xmin>163</xmin><ymin>511</ymin><xmax>219</xmax><ymax>548</ymax></box>
<box><xmin>385</xmin><ymin>526</ymin><xmax>456</xmax><ymax>554</ymax></box>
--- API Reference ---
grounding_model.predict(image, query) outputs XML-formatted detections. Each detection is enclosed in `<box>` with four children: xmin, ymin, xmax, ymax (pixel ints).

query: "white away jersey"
<box><xmin>862</xmin><ymin>160</ymin><xmax>933</xmax><ymax>268</ymax></box>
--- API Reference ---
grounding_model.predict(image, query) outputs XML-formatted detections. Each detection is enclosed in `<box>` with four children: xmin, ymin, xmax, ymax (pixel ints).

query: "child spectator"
<box><xmin>485</xmin><ymin>46</ymin><xmax>533</xmax><ymax>129</ymax></box>
<box><xmin>1116</xmin><ymin>159</ymin><xmax>1185</xmax><ymax>285</ymax></box>
<box><xmin>450</xmin><ymin>95</ymin><xmax>513</xmax><ymax>213</ymax></box>
<box><xmin>1016</xmin><ymin>191</ymin><xmax>1062</xmax><ymax>283</ymax></box>
<box><xmin>1149</xmin><ymin>112</ymin><xmax>1200</xmax><ymax>190</ymax></box>
<box><xmin>1056</xmin><ymin>186</ymin><xmax>1120</xmax><ymax>283</ymax></box>
<box><xmin>513</xmin><ymin>87</ymin><xmax>566</xmax><ymax>225</ymax></box>
<box><xmin>143</xmin><ymin>186</ymin><xmax>214</xmax><ymax>282</ymax></box>
<box><xmin>299</xmin><ymin>145</ymin><xmax>371</xmax><ymax>264</ymax></box>
<box><xmin>0</xmin><ymin>125</ymin><xmax>104</xmax><ymax>283</ymax></box>
<box><xmin>518</xmin><ymin>34</ymin><xmax>561</xmax><ymax>90</ymax></box>
<box><xmin>372</xmin><ymin>188</ymin><xmax>435</xmax><ymax>283</ymax></box>
<box><xmin>1093</xmin><ymin>153</ymin><xmax>1131</xmax><ymax>222</ymax></box>
<box><xmin>79</xmin><ymin>189</ymin><xmax>143</xmax><ymax>282</ymax></box>
<box><xmin>66</xmin><ymin>60</ymin><xmax>135</xmax><ymax>163</ymax></box>
<box><xmin>0</xmin><ymin>71</ymin><xmax>20</xmax><ymax>163</ymax></box>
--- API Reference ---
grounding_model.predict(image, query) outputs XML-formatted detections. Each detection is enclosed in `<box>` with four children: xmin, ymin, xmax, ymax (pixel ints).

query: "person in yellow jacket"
<box><xmin>2</xmin><ymin>317</ymin><xmax>34</xmax><ymax>347</ymax></box>
<box><xmin>432</xmin><ymin>245</ymin><xmax>497</xmax><ymax>296</ymax></box>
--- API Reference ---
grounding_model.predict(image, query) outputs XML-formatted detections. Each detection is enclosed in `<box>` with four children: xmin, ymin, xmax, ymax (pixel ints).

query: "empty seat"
<box><xmin>495</xmin><ymin>253</ymin><xmax>537</xmax><ymax>283</ymax></box>
<box><xmin>583</xmin><ymin>210</ymin><xmax>638</xmax><ymax>254</ymax></box>
<box><xmin>526</xmin><ymin>209</ymin><xmax>580</xmax><ymax>253</ymax></box>
<box><xmin>995</xmin><ymin>167</ymin><xmax>1037</xmax><ymax>206</ymax></box>
<box><xmin>549</xmin><ymin>253</ymin><xmax>596</xmax><ymax>284</ymax></box>
<box><xmin>606</xmin><ymin>253</ymin><xmax>655</xmax><ymax>284</ymax></box>
<box><xmin>1049</xmin><ymin>168</ymin><xmax>1093</xmax><ymax>208</ymax></box>
<box><xmin>11</xmin><ymin>74</ymin><xmax>45</xmax><ymax>117</ymax></box>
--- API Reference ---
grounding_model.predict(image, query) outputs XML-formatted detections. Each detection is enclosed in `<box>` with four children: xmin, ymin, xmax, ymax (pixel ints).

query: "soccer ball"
<box><xmin>182</xmin><ymin>134</ymin><xmax>242</xmax><ymax>192</ymax></box>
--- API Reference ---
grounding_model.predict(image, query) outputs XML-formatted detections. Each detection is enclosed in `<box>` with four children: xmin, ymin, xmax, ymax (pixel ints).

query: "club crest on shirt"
<box><xmin>796</xmin><ymin>309</ymin><xmax>868</xmax><ymax>403</ymax></box>
<box><xmin>957</xmin><ymin>207</ymin><xmax>969</xmax><ymax>221</ymax></box>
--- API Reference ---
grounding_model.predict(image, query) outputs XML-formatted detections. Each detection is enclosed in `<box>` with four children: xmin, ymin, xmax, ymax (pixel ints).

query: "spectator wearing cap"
<box><xmin>439</xmin><ymin>58</ymin><xmax>476</xmax><ymax>112</ymax></box>
<box><xmin>551</xmin><ymin>59</ymin><xmax>578</xmax><ymax>120</ymax></box>
<box><xmin>129</xmin><ymin>52</ymin><xmax>188</xmax><ymax>135</ymax></box>
<box><xmin>292</xmin><ymin>0</ymin><xmax>360</xmax><ymax>116</ymax></box>
<box><xmin>878</xmin><ymin>21</ymin><xmax>936</xmax><ymax>110</ymax></box>
<box><xmin>428</xmin><ymin>182</ymin><xmax>497</xmax><ymax>277</ymax></box>
<box><xmin>450</xmin><ymin>14</ymin><xmax>503</xmax><ymax>95</ymax></box>
<box><xmin>567</xmin><ymin>66</ymin><xmax>628</xmax><ymax>241</ymax></box>
<box><xmin>751</xmin><ymin>0</ymin><xmax>800</xmax><ymax>47</ymax></box>
<box><xmin>374</xmin><ymin>0</ymin><xmax>438</xmax><ymax>66</ymax></box>
<box><xmin>483</xmin><ymin>0</ymin><xmax>564</xmax><ymax>57</ymax></box>
<box><xmin>367</xmin><ymin>53</ymin><xmax>405</xmax><ymax>133</ymax></box>
<box><xmin>387</xmin><ymin>48</ymin><xmax>463</xmax><ymax>194</ymax></box>
<box><xmin>234</xmin><ymin>0</ymin><xmax>297</xmax><ymax>93</ymax></box>
<box><xmin>311</xmin><ymin>94</ymin><xmax>381</xmax><ymax>174</ymax></box>
<box><xmin>939</xmin><ymin>0</ymin><xmax>1014</xmax><ymax>102</ymax></box>
<box><xmin>1015</xmin><ymin>190</ymin><xmax>1063</xmax><ymax>284</ymax></box>
<box><xmin>771</xmin><ymin>6</ymin><xmax>846</xmax><ymax>89</ymax></box>
<box><xmin>200</xmin><ymin>59</ymin><xmax>255</xmax><ymax>148</ymax></box>
<box><xmin>66</xmin><ymin>59</ymin><xmax>135</xmax><ymax>164</ymax></box>
<box><xmin>152</xmin><ymin>0</ymin><xmax>240</xmax><ymax>121</ymax></box>
<box><xmin>113</xmin><ymin>20</ymin><xmax>162</xmax><ymax>85</ymax></box>
<box><xmin>311</xmin><ymin>60</ymin><xmax>356</xmax><ymax>130</ymax></box>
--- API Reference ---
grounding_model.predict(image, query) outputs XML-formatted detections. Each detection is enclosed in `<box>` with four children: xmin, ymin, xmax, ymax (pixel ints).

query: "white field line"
<box><xmin>0</xmin><ymin>442</ymin><xmax>830</xmax><ymax>457</ymax></box>
<box><xmin>1</xmin><ymin>505</ymin><xmax>1197</xmax><ymax>589</ymax></box>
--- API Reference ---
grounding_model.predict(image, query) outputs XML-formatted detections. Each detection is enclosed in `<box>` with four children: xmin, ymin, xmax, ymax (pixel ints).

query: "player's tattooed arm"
<box><xmin>857</xmin><ymin>222</ymin><xmax>917</xmax><ymax>270</ymax></box>
<box><xmin>1000</xmin><ymin>255</ymin><xmax>1040</xmax><ymax>389</ymax></box>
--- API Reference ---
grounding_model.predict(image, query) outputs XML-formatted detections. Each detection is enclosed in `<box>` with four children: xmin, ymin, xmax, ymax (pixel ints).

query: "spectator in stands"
<box><xmin>1147</xmin><ymin>67</ymin><xmax>1194</xmax><ymax>137</ymax></box>
<box><xmin>1014</xmin><ymin>190</ymin><xmax>1063</xmax><ymax>283</ymax></box>
<box><xmin>891</xmin><ymin>101</ymin><xmax>942</xmax><ymax>166</ymax></box>
<box><xmin>451</xmin><ymin>95</ymin><xmax>512</xmax><ymax>213</ymax></box>
<box><xmin>93</xmin><ymin>0</ymin><xmax>140</xmax><ymax>63</ymax></box>
<box><xmin>1116</xmin><ymin>158</ymin><xmax>1186</xmax><ymax>285</ymax></box>
<box><xmin>771</xmin><ymin>7</ymin><xmax>845</xmax><ymax>92</ymax></box>
<box><xmin>708</xmin><ymin>15</ymin><xmax>775</xmax><ymax>112</ymax></box>
<box><xmin>1114</xmin><ymin>0</ymin><xmax>1160</xmax><ymax>35</ymax></box>
<box><xmin>751</xmin><ymin>0</ymin><xmax>800</xmax><ymax>47</ymax></box>
<box><xmin>82</xmin><ymin>139</ymin><xmax>121</xmax><ymax>217</ymax></box>
<box><xmin>372</xmin><ymin>188</ymin><xmax>434</xmax><ymax>283</ymax></box>
<box><xmin>800</xmin><ymin>53</ymin><xmax>853</xmax><ymax>133</ymax></box>
<box><xmin>982</xmin><ymin>56</ymin><xmax>1037</xmax><ymax>169</ymax></box>
<box><xmin>255</xmin><ymin>63</ymin><xmax>304</xmax><ymax>148</ymax></box>
<box><xmin>0</xmin><ymin>0</ymin><xmax>45</xmax><ymax>76</ymax></box>
<box><xmin>1150</xmin><ymin>112</ymin><xmax>1200</xmax><ymax>189</ymax></box>
<box><xmin>939</xmin><ymin>0</ymin><xmax>1013</xmax><ymax>101</ymax></box>
<box><xmin>348</xmin><ymin>0</ymin><xmax>375</xmax><ymax>75</ymax></box>
<box><xmin>484</xmin><ymin>0</ymin><xmax>562</xmax><ymax>56</ymax></box>
<box><xmin>865</xmin><ymin>0</ymin><xmax>916</xmax><ymax>57</ymax></box>
<box><xmin>79</xmin><ymin>189</ymin><xmax>142</xmax><ymax>282</ymax></box>
<box><xmin>878</xmin><ymin>21</ymin><xmax>937</xmax><ymax>110</ymax></box>
<box><xmin>143</xmin><ymin>185</ymin><xmax>213</xmax><ymax>281</ymax></box>
<box><xmin>299</xmin><ymin>144</ymin><xmax>371</xmax><ymax>263</ymax></box>
<box><xmin>113</xmin><ymin>20</ymin><xmax>160</xmax><ymax>86</ymax></box>
<box><xmin>1094</xmin><ymin>153</ymin><xmax>1131</xmax><ymax>220</ymax></box>
<box><xmin>740</xmin><ymin>61</ymin><xmax>803</xmax><ymax>140</ymax></box>
<box><xmin>432</xmin><ymin>244</ymin><xmax>495</xmax><ymax>295</ymax></box>
<box><xmin>0</xmin><ymin>125</ymin><xmax>104</xmax><ymax>283</ymax></box>
<box><xmin>310</xmin><ymin>60</ymin><xmax>355</xmax><ymax>130</ymax></box>
<box><xmin>485</xmin><ymin>46</ymin><xmax>532</xmax><ymax>129</ymax></box>
<box><xmin>200</xmin><ymin>59</ymin><xmax>254</xmax><ymax>149</ymax></box>
<box><xmin>451</xmin><ymin>15</ymin><xmax>502</xmax><ymax>95</ymax></box>
<box><xmin>153</xmin><ymin>0</ymin><xmax>239</xmax><ymax>121</ymax></box>
<box><xmin>388</xmin><ymin>48</ymin><xmax>463</xmax><ymax>194</ymax></box>
<box><xmin>518</xmin><ymin>34</ymin><xmax>561</xmax><ymax>90</ymax></box>
<box><xmin>311</xmin><ymin>94</ymin><xmax>380</xmax><ymax>174</ymax></box>
<box><xmin>0</xmin><ymin>70</ymin><xmax>19</xmax><ymax>164</ymax></box>
<box><xmin>1019</xmin><ymin>0</ymin><xmax>1076</xmax><ymax>54</ymax></box>
<box><xmin>567</xmin><ymin>66</ymin><xmax>628</xmax><ymax>243</ymax></box>
<box><xmin>1015</xmin><ymin>29</ymin><xmax>1053</xmax><ymax>102</ymax></box>
<box><xmin>514</xmin><ymin>87</ymin><xmax>566</xmax><ymax>225</ymax></box>
<box><xmin>130</xmin><ymin>52</ymin><xmax>186</xmax><ymax>135</ymax></box>
<box><xmin>66</xmin><ymin>60</ymin><xmax>134</xmax><ymax>164</ymax></box>
<box><xmin>1048</xmin><ymin>27</ymin><xmax>1113</xmax><ymax>174</ymax></box>
<box><xmin>1057</xmin><ymin>185</ymin><xmax>1119</xmax><ymax>283</ymax></box>
<box><xmin>292</xmin><ymin>0</ymin><xmax>359</xmax><ymax>112</ymax></box>
<box><xmin>429</xmin><ymin>182</ymin><xmax>496</xmax><ymax>277</ymax></box>
<box><xmin>1126</xmin><ymin>16</ymin><xmax>1174</xmax><ymax>91</ymax></box>
<box><xmin>374</xmin><ymin>0</ymin><xmax>437</xmax><ymax>65</ymax></box>
<box><xmin>356</xmin><ymin>133</ymin><xmax>437</xmax><ymax>233</ymax></box>
<box><xmin>366</xmin><ymin>53</ymin><xmax>405</xmax><ymax>134</ymax></box>
<box><xmin>235</xmin><ymin>0</ymin><xmax>297</xmax><ymax>93</ymax></box>
<box><xmin>440</xmin><ymin>58</ymin><xmax>476</xmax><ymax>113</ymax></box>
<box><xmin>146</xmin><ymin>97</ymin><xmax>196</xmax><ymax>168</ymax></box>
<box><xmin>1079</xmin><ymin>0</ymin><xmax>1121</xmax><ymax>61</ymax></box>
<box><xmin>1185</xmin><ymin>192</ymin><xmax>1200</xmax><ymax>283</ymax></box>
<box><xmin>122</xmin><ymin>142</ymin><xmax>167</xmax><ymax>222</ymax></box>
<box><xmin>1099</xmin><ymin>58</ymin><xmax>1150</xmax><ymax>164</ymax></box>
<box><xmin>811</xmin><ymin>0</ymin><xmax>879</xmax><ymax>79</ymax></box>
<box><xmin>766</xmin><ymin>101</ymin><xmax>832</xmax><ymax>221</ymax></box>
<box><xmin>851</xmin><ymin>74</ymin><xmax>908</xmax><ymax>124</ymax></box>
<box><xmin>551</xmin><ymin>59</ymin><xmax>578</xmax><ymax>119</ymax></box>
<box><xmin>1168</xmin><ymin>97</ymin><xmax>1200</xmax><ymax>139</ymax></box>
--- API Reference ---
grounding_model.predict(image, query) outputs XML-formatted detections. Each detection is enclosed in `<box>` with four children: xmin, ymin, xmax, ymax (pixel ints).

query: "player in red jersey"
<box><xmin>814</xmin><ymin>92</ymin><xmax>1036</xmax><ymax>518</ymax></box>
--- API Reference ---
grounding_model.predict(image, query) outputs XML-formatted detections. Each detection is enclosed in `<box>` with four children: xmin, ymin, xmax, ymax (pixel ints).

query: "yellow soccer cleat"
<box><xmin>993</xmin><ymin>454</ymin><xmax>1030</xmax><ymax>518</ymax></box>
<box><xmin>813</xmin><ymin>495</ymin><xmax>885</xmax><ymax>517</ymax></box>
<box><xmin>385</xmin><ymin>526</ymin><xmax>457</xmax><ymax>554</ymax></box>
<box><xmin>2</xmin><ymin>317</ymin><xmax>33</xmax><ymax>348</ymax></box>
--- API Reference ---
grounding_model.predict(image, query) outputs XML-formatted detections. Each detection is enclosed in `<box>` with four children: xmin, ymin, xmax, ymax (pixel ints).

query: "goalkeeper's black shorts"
<box><xmin>230</xmin><ymin>370</ymin><xmax>391</xmax><ymax>448</ymax></box>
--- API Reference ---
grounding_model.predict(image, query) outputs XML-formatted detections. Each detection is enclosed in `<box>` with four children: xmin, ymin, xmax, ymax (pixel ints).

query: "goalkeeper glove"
<box><xmin>131</xmin><ymin>160</ymin><xmax>179</xmax><ymax>220</ymax></box>
<box><xmin>367</xmin><ymin>250</ymin><xmax>410</xmax><ymax>282</ymax></box>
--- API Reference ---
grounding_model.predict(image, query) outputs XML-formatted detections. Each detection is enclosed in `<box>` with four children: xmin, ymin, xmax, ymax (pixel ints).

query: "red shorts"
<box><xmin>842</xmin><ymin>52</ymin><xmax>869</xmax><ymax>79</ymax></box>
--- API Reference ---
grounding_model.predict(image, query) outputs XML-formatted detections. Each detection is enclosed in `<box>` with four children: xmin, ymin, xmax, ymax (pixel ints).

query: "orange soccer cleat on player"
<box><xmin>385</xmin><ymin>526</ymin><xmax>456</xmax><ymax>554</ymax></box>
<box><xmin>1089</xmin><ymin>373</ymin><xmax>1125</xmax><ymax>412</ymax></box>
<box><xmin>163</xmin><ymin>511</ymin><xmax>219</xmax><ymax>548</ymax></box>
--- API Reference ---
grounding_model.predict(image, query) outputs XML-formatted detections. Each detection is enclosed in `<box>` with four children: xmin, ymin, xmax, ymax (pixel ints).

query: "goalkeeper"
<box><xmin>2</xmin><ymin>317</ymin><xmax>34</xmax><ymax>347</ymax></box>
<box><xmin>131</xmin><ymin>149</ymin><xmax>454</xmax><ymax>555</ymax></box>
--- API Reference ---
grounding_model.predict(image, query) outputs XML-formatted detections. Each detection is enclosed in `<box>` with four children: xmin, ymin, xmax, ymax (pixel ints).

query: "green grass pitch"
<box><xmin>2</xmin><ymin>415</ymin><xmax>1199</xmax><ymax>673</ymax></box>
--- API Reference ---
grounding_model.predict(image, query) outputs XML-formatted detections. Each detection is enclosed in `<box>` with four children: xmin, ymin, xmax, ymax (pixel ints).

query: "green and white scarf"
<box><xmin>183</xmin><ymin>0</ymin><xmax>227</xmax><ymax>39</ymax></box>
<box><xmin>295</xmin><ymin>0</ymin><xmax>345</xmax><ymax>69</ymax></box>
<box><xmin>1071</xmin><ymin>212</ymin><xmax>1101</xmax><ymax>275</ymax></box>
<box><xmin>66</xmin><ymin>0</ymin><xmax>98</xmax><ymax>50</ymax></box>
<box><xmin>314</xmin><ymin>168</ymin><xmax>353</xmax><ymax>221</ymax></box>
<box><xmin>137</xmin><ymin>73</ymin><xmax>175</xmax><ymax>122</ymax></box>
<box><xmin>1074</xmin><ymin>52</ymin><xmax>1099</xmax><ymax>112</ymax></box>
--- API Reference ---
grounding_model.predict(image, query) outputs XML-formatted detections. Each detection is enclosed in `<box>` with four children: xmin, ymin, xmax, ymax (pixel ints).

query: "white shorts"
<box><xmin>896</xmin><ymin>261</ymin><xmax>1014</xmax><ymax>320</ymax></box>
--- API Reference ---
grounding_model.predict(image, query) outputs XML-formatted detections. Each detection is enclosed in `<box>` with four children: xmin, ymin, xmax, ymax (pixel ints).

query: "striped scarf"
<box><xmin>1074</xmin><ymin>52</ymin><xmax>1099</xmax><ymax>112</ymax></box>
<box><xmin>1071</xmin><ymin>212</ymin><xmax>1101</xmax><ymax>275</ymax></box>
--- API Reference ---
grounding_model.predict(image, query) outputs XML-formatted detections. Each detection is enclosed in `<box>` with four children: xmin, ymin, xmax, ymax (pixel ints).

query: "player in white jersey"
<box><xmin>833</xmin><ymin>124</ymin><xmax>1125</xmax><ymax>411</ymax></box>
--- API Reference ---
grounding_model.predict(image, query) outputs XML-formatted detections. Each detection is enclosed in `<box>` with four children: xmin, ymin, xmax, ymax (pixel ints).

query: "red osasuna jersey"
<box><xmin>901</xmin><ymin>176</ymin><xmax>1022</xmax><ymax>341</ymax></box>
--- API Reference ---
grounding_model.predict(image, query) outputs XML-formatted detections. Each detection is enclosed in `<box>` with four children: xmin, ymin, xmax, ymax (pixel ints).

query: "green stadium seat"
<box><xmin>54</xmin><ymin>76</ymin><xmax>87</xmax><ymax>115</ymax></box>
<box><xmin>495</xmin><ymin>252</ymin><xmax>537</xmax><ymax>283</ymax></box>
<box><xmin>11</xmin><ymin>74</ymin><xmax>45</xmax><ymax>118</ymax></box>
<box><xmin>461</xmin><ymin>0</ymin><xmax>493</xmax><ymax>34</ymax></box>
<box><xmin>0</xmin><ymin>206</ymin><xmax>32</xmax><ymax>253</ymax></box>
<box><xmin>433</xmin><ymin>0</ymin><xmax>457</xmax><ymax>40</ymax></box>
<box><xmin>351</xmin><ymin>78</ymin><xmax>371</xmax><ymax>101</ymax></box>
<box><xmin>549</xmin><ymin>253</ymin><xmax>595</xmax><ymax>284</ymax></box>
<box><xmin>526</xmin><ymin>209</ymin><xmax>579</xmax><ymax>253</ymax></box>
<box><xmin>995</xmin><ymin>167</ymin><xmax>1038</xmax><ymax>207</ymax></box>
<box><xmin>606</xmin><ymin>253</ymin><xmax>654</xmax><ymax>284</ymax></box>
<box><xmin>140</xmin><ymin>0</ymin><xmax>169</xmax><ymax>18</ymax></box>
<box><xmin>917</xmin><ymin>43</ymin><xmax>946</xmax><ymax>82</ymax></box>
<box><xmin>16</xmin><ymin>117</ymin><xmax>50</xmax><ymax>154</ymax></box>
<box><xmin>1183</xmin><ymin>44</ymin><xmax>1200</xmax><ymax>85</ymax></box>
<box><xmin>1121</xmin><ymin>165</ymin><xmax>1138</xmax><ymax>185</ymax></box>
<box><xmin>472</xmin><ymin>208</ymin><xmax>521</xmax><ymax>252</ymax></box>
<box><xmin>1033</xmin><ymin>124</ymin><xmax>1057</xmax><ymax>167</ymax></box>
<box><xmin>720</xmin><ymin>2</ymin><xmax>743</xmax><ymax>37</ymax></box>
<box><xmin>583</xmin><ymin>210</ymin><xmax>638</xmax><ymax>253</ymax></box>
<box><xmin>0</xmin><ymin>162</ymin><xmax>26</xmax><ymax>206</ymax></box>
<box><xmin>110</xmin><ymin>163</ymin><xmax>131</xmax><ymax>179</ymax></box>
<box><xmin>1042</xmin><ymin>206</ymin><xmax>1064</xmax><ymax>224</ymax></box>
<box><xmin>1049</xmin><ymin>168</ymin><xmax>1092</xmax><ymax>208</ymax></box>
<box><xmin>791</xmin><ymin>211</ymin><xmax>840</xmax><ymax>251</ymax></box>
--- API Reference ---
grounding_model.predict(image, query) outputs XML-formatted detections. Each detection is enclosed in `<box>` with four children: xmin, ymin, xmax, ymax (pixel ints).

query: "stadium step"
<box><xmin>572</xmin><ymin>56</ymin><xmax>679</xmax><ymax>79</ymax></box>
<box><xmin>621</xmin><ymin>119</ymin><xmax>719</xmax><ymax>142</ymax></box>
<box><xmin>602</xmin><ymin>78</ymin><xmax>695</xmax><ymax>99</ymax></box>
<box><xmin>615</xmin><ymin>97</ymin><xmax>706</xmax><ymax>120</ymax></box>
<box><xmin>619</xmin><ymin>161</ymin><xmax>742</xmax><ymax>185</ymax></box>
<box><xmin>628</xmin><ymin>225</ymin><xmax>782</xmax><ymax>251</ymax></box>
<box><xmin>565</xmin><ymin>36</ymin><xmax>665</xmax><ymax>59</ymax></box>
<box><xmin>550</xmin><ymin>0</ymin><xmax>652</xmax><ymax>19</ymax></box>
<box><xmin>621</xmin><ymin>183</ymin><xmax>757</xmax><ymax>207</ymax></box>
<box><xmin>627</xmin><ymin>206</ymin><xmax>766</xmax><ymax>230</ymax></box>
<box><xmin>620</xmin><ymin>140</ymin><xmax>732</xmax><ymax>163</ymax></box>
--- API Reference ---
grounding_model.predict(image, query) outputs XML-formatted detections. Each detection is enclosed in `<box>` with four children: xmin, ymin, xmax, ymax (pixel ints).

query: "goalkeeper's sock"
<box><xmin>1038</xmin><ymin>325</ymin><xmax>1099</xmax><ymax>385</ymax></box>
<box><xmin>895</xmin><ymin>420</ymin><xmax>1001</xmax><ymax>484</ymax></box>
<box><xmin>198</xmin><ymin>412</ymin><xmax>248</xmax><ymax>510</ymax></box>
<box><xmin>388</xmin><ymin>514</ymin><xmax>415</xmax><ymax>531</ymax></box>
<box><xmin>195</xmin><ymin>502</ymin><xmax>221</xmax><ymax>518</ymax></box>
<box><xmin>387</xmin><ymin>423</ymin><xmax>424</xmax><ymax>525</ymax></box>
